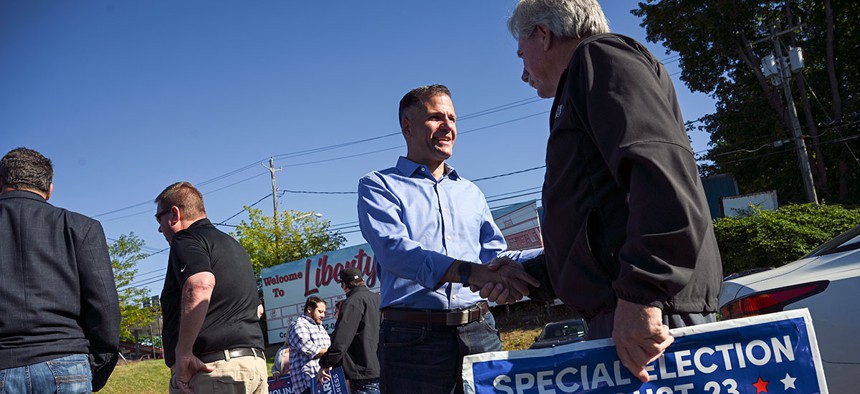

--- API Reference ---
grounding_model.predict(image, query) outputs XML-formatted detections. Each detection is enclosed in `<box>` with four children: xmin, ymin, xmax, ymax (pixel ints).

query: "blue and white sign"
<box><xmin>463</xmin><ymin>309</ymin><xmax>827</xmax><ymax>393</ymax></box>
<box><xmin>312</xmin><ymin>367</ymin><xmax>351</xmax><ymax>394</ymax></box>
<box><xmin>268</xmin><ymin>367</ymin><xmax>351</xmax><ymax>394</ymax></box>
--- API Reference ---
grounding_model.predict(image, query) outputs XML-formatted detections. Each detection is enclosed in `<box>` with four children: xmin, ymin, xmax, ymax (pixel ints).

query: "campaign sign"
<box><xmin>268</xmin><ymin>374</ymin><xmax>294</xmax><ymax>394</ymax></box>
<box><xmin>268</xmin><ymin>368</ymin><xmax>350</xmax><ymax>394</ymax></box>
<box><xmin>312</xmin><ymin>367</ymin><xmax>351</xmax><ymax>394</ymax></box>
<box><xmin>463</xmin><ymin>309</ymin><xmax>828</xmax><ymax>393</ymax></box>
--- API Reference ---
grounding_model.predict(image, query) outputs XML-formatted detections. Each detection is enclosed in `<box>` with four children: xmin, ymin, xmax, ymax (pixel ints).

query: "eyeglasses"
<box><xmin>155</xmin><ymin>205</ymin><xmax>183</xmax><ymax>222</ymax></box>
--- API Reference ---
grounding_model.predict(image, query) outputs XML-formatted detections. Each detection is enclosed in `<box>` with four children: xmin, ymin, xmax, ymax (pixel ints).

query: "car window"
<box><xmin>804</xmin><ymin>224</ymin><xmax>860</xmax><ymax>258</ymax></box>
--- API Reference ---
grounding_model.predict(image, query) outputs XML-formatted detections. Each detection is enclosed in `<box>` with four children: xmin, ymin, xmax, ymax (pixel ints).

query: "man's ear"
<box><xmin>45</xmin><ymin>183</ymin><xmax>53</xmax><ymax>200</ymax></box>
<box><xmin>401</xmin><ymin>116</ymin><xmax>411</xmax><ymax>138</ymax></box>
<box><xmin>169</xmin><ymin>205</ymin><xmax>183</xmax><ymax>226</ymax></box>
<box><xmin>537</xmin><ymin>24</ymin><xmax>553</xmax><ymax>51</ymax></box>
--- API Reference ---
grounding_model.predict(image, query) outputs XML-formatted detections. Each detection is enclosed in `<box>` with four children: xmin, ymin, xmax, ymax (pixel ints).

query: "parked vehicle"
<box><xmin>529</xmin><ymin>318</ymin><xmax>587</xmax><ymax>349</ymax></box>
<box><xmin>719</xmin><ymin>223</ymin><xmax>860</xmax><ymax>392</ymax></box>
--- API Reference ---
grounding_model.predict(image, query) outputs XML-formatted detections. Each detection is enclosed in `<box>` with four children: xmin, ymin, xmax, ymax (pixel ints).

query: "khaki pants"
<box><xmin>170</xmin><ymin>354</ymin><xmax>268</xmax><ymax>394</ymax></box>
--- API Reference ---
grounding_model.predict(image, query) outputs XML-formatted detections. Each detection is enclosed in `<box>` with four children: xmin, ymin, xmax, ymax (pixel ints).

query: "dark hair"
<box><xmin>0</xmin><ymin>147</ymin><xmax>53</xmax><ymax>194</ymax></box>
<box><xmin>398</xmin><ymin>84</ymin><xmax>452</xmax><ymax>126</ymax></box>
<box><xmin>154</xmin><ymin>181</ymin><xmax>206</xmax><ymax>219</ymax></box>
<box><xmin>304</xmin><ymin>296</ymin><xmax>325</xmax><ymax>314</ymax></box>
<box><xmin>342</xmin><ymin>277</ymin><xmax>364</xmax><ymax>290</ymax></box>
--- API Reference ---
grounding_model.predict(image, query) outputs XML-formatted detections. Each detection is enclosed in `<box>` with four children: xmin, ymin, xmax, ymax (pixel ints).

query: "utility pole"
<box><xmin>754</xmin><ymin>24</ymin><xmax>818</xmax><ymax>204</ymax></box>
<box><xmin>264</xmin><ymin>158</ymin><xmax>283</xmax><ymax>260</ymax></box>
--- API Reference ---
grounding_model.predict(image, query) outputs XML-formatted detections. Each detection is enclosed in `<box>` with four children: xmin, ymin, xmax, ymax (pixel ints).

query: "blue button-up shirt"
<box><xmin>357</xmin><ymin>157</ymin><xmax>542</xmax><ymax>310</ymax></box>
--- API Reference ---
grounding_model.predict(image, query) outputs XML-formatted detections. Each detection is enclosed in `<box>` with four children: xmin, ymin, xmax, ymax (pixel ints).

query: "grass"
<box><xmin>495</xmin><ymin>301</ymin><xmax>580</xmax><ymax>351</ymax></box>
<box><xmin>100</xmin><ymin>359</ymin><xmax>170</xmax><ymax>394</ymax></box>
<box><xmin>99</xmin><ymin>301</ymin><xmax>578</xmax><ymax>392</ymax></box>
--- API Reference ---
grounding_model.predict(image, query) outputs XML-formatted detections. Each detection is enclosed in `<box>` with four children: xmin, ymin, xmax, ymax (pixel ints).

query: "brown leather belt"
<box><xmin>382</xmin><ymin>301</ymin><xmax>489</xmax><ymax>326</ymax></box>
<box><xmin>197</xmin><ymin>347</ymin><xmax>265</xmax><ymax>363</ymax></box>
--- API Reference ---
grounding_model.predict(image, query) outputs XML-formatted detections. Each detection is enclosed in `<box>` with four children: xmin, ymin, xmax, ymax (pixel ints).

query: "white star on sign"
<box><xmin>781</xmin><ymin>373</ymin><xmax>797</xmax><ymax>390</ymax></box>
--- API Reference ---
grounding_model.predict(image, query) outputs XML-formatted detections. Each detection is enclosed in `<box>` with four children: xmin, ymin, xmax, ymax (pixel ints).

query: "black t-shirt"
<box><xmin>161</xmin><ymin>218</ymin><xmax>264</xmax><ymax>367</ymax></box>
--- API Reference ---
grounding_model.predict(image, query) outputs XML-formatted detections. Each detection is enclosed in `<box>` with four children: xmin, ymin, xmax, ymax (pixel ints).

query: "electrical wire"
<box><xmin>93</xmin><ymin>97</ymin><xmax>546</xmax><ymax>219</ymax></box>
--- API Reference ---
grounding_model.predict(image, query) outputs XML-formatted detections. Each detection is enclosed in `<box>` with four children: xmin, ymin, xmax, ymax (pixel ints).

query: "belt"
<box><xmin>382</xmin><ymin>302</ymin><xmax>489</xmax><ymax>326</ymax></box>
<box><xmin>198</xmin><ymin>347</ymin><xmax>265</xmax><ymax>363</ymax></box>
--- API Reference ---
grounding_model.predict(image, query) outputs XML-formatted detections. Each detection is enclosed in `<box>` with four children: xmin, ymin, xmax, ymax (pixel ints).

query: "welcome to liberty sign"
<box><xmin>463</xmin><ymin>309</ymin><xmax>827</xmax><ymax>393</ymax></box>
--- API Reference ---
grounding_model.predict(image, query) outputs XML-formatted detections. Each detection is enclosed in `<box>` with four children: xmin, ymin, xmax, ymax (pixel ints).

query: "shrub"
<box><xmin>713</xmin><ymin>203</ymin><xmax>860</xmax><ymax>276</ymax></box>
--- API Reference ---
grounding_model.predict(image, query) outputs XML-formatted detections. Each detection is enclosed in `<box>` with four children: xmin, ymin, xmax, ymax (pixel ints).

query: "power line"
<box><xmin>472</xmin><ymin>165</ymin><xmax>545</xmax><ymax>182</ymax></box>
<box><xmin>277</xmin><ymin>111</ymin><xmax>549</xmax><ymax>170</ymax></box>
<box><xmin>92</xmin><ymin>97</ymin><xmax>546</xmax><ymax>219</ymax></box>
<box><xmin>486</xmin><ymin>191</ymin><xmax>542</xmax><ymax>204</ymax></box>
<box><xmin>211</xmin><ymin>193</ymin><xmax>273</xmax><ymax>227</ymax></box>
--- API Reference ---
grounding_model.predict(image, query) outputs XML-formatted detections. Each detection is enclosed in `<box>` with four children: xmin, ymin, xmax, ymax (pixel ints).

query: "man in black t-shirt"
<box><xmin>156</xmin><ymin>181</ymin><xmax>267</xmax><ymax>394</ymax></box>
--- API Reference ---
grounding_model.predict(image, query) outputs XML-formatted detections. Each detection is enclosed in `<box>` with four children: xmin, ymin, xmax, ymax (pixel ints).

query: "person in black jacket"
<box><xmin>319</xmin><ymin>267</ymin><xmax>381</xmax><ymax>394</ymax></box>
<box><xmin>492</xmin><ymin>0</ymin><xmax>724</xmax><ymax>384</ymax></box>
<box><xmin>0</xmin><ymin>147</ymin><xmax>121</xmax><ymax>392</ymax></box>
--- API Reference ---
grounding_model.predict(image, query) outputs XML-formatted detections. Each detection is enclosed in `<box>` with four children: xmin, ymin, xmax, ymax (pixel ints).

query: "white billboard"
<box><xmin>260</xmin><ymin>244</ymin><xmax>379</xmax><ymax>344</ymax></box>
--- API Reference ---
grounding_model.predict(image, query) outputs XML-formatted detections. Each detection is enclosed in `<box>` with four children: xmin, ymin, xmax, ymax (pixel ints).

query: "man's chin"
<box><xmin>433</xmin><ymin>149</ymin><xmax>453</xmax><ymax>159</ymax></box>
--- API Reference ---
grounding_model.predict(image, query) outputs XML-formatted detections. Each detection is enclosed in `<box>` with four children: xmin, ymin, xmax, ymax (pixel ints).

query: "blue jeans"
<box><xmin>379</xmin><ymin>311</ymin><xmax>500</xmax><ymax>394</ymax></box>
<box><xmin>0</xmin><ymin>354</ymin><xmax>92</xmax><ymax>394</ymax></box>
<box><xmin>351</xmin><ymin>379</ymin><xmax>380</xmax><ymax>394</ymax></box>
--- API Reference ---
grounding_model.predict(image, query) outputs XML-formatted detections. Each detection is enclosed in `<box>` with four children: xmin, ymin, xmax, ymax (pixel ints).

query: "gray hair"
<box><xmin>508</xmin><ymin>0</ymin><xmax>610</xmax><ymax>40</ymax></box>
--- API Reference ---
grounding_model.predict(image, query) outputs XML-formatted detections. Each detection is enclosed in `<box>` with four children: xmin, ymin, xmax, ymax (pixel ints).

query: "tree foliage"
<box><xmin>634</xmin><ymin>0</ymin><xmax>860</xmax><ymax>204</ymax></box>
<box><xmin>231</xmin><ymin>207</ymin><xmax>346</xmax><ymax>275</ymax></box>
<box><xmin>713</xmin><ymin>203</ymin><xmax>860</xmax><ymax>275</ymax></box>
<box><xmin>109</xmin><ymin>233</ymin><xmax>159</xmax><ymax>343</ymax></box>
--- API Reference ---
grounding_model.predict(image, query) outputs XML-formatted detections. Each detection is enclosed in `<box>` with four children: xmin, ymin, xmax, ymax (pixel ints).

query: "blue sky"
<box><xmin>1</xmin><ymin>1</ymin><xmax>715</xmax><ymax>295</ymax></box>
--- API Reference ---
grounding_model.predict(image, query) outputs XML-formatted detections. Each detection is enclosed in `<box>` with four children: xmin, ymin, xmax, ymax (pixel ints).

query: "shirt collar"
<box><xmin>188</xmin><ymin>217</ymin><xmax>212</xmax><ymax>229</ymax></box>
<box><xmin>395</xmin><ymin>156</ymin><xmax>460</xmax><ymax>180</ymax></box>
<box><xmin>299</xmin><ymin>314</ymin><xmax>322</xmax><ymax>326</ymax></box>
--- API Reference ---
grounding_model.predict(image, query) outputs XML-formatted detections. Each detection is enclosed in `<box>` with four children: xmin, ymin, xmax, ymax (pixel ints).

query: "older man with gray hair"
<box><xmin>495</xmin><ymin>0</ymin><xmax>724</xmax><ymax>383</ymax></box>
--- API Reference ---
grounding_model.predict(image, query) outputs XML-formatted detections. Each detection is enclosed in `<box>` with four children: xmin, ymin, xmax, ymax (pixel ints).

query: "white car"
<box><xmin>719</xmin><ymin>224</ymin><xmax>860</xmax><ymax>392</ymax></box>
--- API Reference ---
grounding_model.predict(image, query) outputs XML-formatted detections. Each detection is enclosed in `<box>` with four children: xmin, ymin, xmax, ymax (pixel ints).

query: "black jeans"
<box><xmin>378</xmin><ymin>312</ymin><xmax>501</xmax><ymax>394</ymax></box>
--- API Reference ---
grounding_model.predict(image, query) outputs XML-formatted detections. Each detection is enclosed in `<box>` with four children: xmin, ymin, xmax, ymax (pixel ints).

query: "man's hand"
<box><xmin>469</xmin><ymin>257</ymin><xmax>539</xmax><ymax>304</ymax></box>
<box><xmin>318</xmin><ymin>367</ymin><xmax>332</xmax><ymax>383</ymax></box>
<box><xmin>612</xmin><ymin>299</ymin><xmax>673</xmax><ymax>383</ymax></box>
<box><xmin>272</xmin><ymin>371</ymin><xmax>281</xmax><ymax>380</ymax></box>
<box><xmin>173</xmin><ymin>351</ymin><xmax>215</xmax><ymax>394</ymax></box>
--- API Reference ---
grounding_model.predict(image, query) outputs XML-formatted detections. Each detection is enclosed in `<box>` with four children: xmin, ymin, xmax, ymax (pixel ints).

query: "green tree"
<box><xmin>231</xmin><ymin>207</ymin><xmax>346</xmax><ymax>275</ymax></box>
<box><xmin>713</xmin><ymin>203</ymin><xmax>860</xmax><ymax>275</ymax></box>
<box><xmin>633</xmin><ymin>0</ymin><xmax>860</xmax><ymax>204</ymax></box>
<box><xmin>109</xmin><ymin>233</ymin><xmax>159</xmax><ymax>343</ymax></box>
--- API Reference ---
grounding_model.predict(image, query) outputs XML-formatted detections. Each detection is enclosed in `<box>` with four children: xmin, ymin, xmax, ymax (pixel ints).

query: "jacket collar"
<box><xmin>0</xmin><ymin>189</ymin><xmax>50</xmax><ymax>204</ymax></box>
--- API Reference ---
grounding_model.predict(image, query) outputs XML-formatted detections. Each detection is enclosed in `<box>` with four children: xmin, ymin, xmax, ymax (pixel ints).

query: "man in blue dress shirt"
<box><xmin>357</xmin><ymin>84</ymin><xmax>542</xmax><ymax>393</ymax></box>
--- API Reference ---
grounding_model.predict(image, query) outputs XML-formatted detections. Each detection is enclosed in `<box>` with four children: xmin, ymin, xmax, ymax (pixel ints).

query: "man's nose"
<box><xmin>521</xmin><ymin>69</ymin><xmax>529</xmax><ymax>83</ymax></box>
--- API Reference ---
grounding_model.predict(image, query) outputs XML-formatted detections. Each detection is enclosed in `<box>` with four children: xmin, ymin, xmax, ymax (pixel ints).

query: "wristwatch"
<box><xmin>458</xmin><ymin>262</ymin><xmax>472</xmax><ymax>287</ymax></box>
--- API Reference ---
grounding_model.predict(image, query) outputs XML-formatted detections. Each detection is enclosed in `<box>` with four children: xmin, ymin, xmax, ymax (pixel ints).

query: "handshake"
<box><xmin>462</xmin><ymin>255</ymin><xmax>555</xmax><ymax>305</ymax></box>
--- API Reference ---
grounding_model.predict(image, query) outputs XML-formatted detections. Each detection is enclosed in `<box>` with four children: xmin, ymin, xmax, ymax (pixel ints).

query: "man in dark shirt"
<box><xmin>319</xmin><ymin>267</ymin><xmax>381</xmax><ymax>394</ymax></box>
<box><xmin>155</xmin><ymin>181</ymin><xmax>267</xmax><ymax>394</ymax></box>
<box><xmin>500</xmin><ymin>0</ymin><xmax>723</xmax><ymax>383</ymax></box>
<box><xmin>0</xmin><ymin>147</ymin><xmax>121</xmax><ymax>392</ymax></box>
